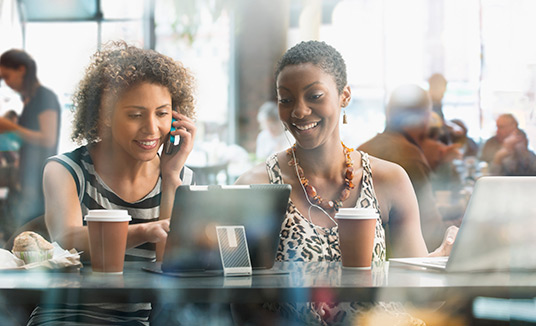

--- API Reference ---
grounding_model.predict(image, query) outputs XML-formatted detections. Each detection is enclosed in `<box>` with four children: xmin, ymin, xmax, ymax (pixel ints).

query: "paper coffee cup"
<box><xmin>85</xmin><ymin>210</ymin><xmax>131</xmax><ymax>274</ymax></box>
<box><xmin>335</xmin><ymin>208</ymin><xmax>378</xmax><ymax>270</ymax></box>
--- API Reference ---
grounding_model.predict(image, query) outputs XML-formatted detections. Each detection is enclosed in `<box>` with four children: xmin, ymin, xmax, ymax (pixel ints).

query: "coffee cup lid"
<box><xmin>334</xmin><ymin>207</ymin><xmax>378</xmax><ymax>219</ymax></box>
<box><xmin>84</xmin><ymin>209</ymin><xmax>132</xmax><ymax>222</ymax></box>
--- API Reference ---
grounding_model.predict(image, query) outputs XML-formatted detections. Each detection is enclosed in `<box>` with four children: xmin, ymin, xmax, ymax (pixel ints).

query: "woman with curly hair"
<box><xmin>27</xmin><ymin>42</ymin><xmax>197</xmax><ymax>326</ymax></box>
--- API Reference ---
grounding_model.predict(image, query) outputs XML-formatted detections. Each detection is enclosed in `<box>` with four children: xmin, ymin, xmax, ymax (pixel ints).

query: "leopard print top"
<box><xmin>263</xmin><ymin>152</ymin><xmax>425</xmax><ymax>326</ymax></box>
<box><xmin>266</xmin><ymin>151</ymin><xmax>386</xmax><ymax>263</ymax></box>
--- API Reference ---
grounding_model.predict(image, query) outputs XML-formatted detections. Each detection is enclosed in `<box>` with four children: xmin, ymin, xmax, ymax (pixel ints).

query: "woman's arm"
<box><xmin>370</xmin><ymin>157</ymin><xmax>457</xmax><ymax>258</ymax></box>
<box><xmin>0</xmin><ymin>110</ymin><xmax>58</xmax><ymax>148</ymax></box>
<box><xmin>43</xmin><ymin>161</ymin><xmax>90</xmax><ymax>255</ymax></box>
<box><xmin>43</xmin><ymin>161</ymin><xmax>170</xmax><ymax>259</ymax></box>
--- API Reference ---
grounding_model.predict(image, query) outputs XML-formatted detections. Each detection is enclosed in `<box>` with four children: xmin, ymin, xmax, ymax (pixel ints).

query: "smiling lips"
<box><xmin>293</xmin><ymin>121</ymin><xmax>319</xmax><ymax>131</ymax></box>
<box><xmin>135</xmin><ymin>139</ymin><xmax>159</xmax><ymax>149</ymax></box>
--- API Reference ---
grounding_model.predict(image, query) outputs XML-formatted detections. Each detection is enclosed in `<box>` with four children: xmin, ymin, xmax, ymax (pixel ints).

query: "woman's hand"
<box><xmin>0</xmin><ymin>117</ymin><xmax>18</xmax><ymax>133</ymax></box>
<box><xmin>160</xmin><ymin>112</ymin><xmax>197</xmax><ymax>189</ymax></box>
<box><xmin>142</xmin><ymin>219</ymin><xmax>171</xmax><ymax>244</ymax></box>
<box><xmin>428</xmin><ymin>225</ymin><xmax>459</xmax><ymax>257</ymax></box>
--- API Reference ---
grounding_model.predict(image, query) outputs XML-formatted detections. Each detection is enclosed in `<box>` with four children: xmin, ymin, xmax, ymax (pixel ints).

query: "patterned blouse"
<box><xmin>266</xmin><ymin>150</ymin><xmax>386</xmax><ymax>263</ymax></box>
<box><xmin>264</xmin><ymin>151</ymin><xmax>424</xmax><ymax>326</ymax></box>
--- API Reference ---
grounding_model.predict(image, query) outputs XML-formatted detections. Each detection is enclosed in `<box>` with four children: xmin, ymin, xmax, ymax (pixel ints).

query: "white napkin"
<box><xmin>0</xmin><ymin>242</ymin><xmax>82</xmax><ymax>270</ymax></box>
<box><xmin>22</xmin><ymin>242</ymin><xmax>83</xmax><ymax>270</ymax></box>
<box><xmin>0</xmin><ymin>248</ymin><xmax>24</xmax><ymax>269</ymax></box>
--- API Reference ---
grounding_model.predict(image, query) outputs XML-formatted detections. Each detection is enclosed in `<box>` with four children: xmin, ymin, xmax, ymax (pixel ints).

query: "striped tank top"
<box><xmin>47</xmin><ymin>145</ymin><xmax>194</xmax><ymax>259</ymax></box>
<box><xmin>27</xmin><ymin>145</ymin><xmax>194</xmax><ymax>326</ymax></box>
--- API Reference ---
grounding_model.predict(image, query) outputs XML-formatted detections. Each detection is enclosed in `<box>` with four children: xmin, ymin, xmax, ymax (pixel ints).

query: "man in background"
<box><xmin>480</xmin><ymin>113</ymin><xmax>519</xmax><ymax>164</ymax></box>
<box><xmin>359</xmin><ymin>84</ymin><xmax>460</xmax><ymax>251</ymax></box>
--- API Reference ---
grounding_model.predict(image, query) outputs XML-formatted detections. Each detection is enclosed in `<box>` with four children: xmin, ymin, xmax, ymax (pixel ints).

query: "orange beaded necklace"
<box><xmin>287</xmin><ymin>142</ymin><xmax>355</xmax><ymax>212</ymax></box>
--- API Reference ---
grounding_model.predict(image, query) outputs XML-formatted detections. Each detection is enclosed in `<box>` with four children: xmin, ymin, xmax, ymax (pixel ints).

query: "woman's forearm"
<box><xmin>159</xmin><ymin>178</ymin><xmax>181</xmax><ymax>220</ymax></box>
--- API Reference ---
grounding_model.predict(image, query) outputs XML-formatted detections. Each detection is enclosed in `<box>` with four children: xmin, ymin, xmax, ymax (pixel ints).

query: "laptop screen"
<box><xmin>447</xmin><ymin>176</ymin><xmax>536</xmax><ymax>272</ymax></box>
<box><xmin>162</xmin><ymin>184</ymin><xmax>291</xmax><ymax>272</ymax></box>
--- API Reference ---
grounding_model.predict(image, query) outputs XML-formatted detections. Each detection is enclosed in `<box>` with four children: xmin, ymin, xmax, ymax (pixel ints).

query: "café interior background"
<box><xmin>2</xmin><ymin>0</ymin><xmax>536</xmax><ymax>184</ymax></box>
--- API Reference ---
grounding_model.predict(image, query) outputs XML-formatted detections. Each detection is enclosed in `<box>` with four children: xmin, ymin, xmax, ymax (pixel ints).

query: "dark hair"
<box><xmin>3</xmin><ymin>110</ymin><xmax>19</xmax><ymax>122</ymax></box>
<box><xmin>275</xmin><ymin>41</ymin><xmax>347</xmax><ymax>93</ymax></box>
<box><xmin>450</xmin><ymin>118</ymin><xmax>468</xmax><ymax>134</ymax></box>
<box><xmin>386</xmin><ymin>84</ymin><xmax>431</xmax><ymax>131</ymax></box>
<box><xmin>0</xmin><ymin>49</ymin><xmax>39</xmax><ymax>99</ymax></box>
<box><xmin>71</xmin><ymin>41</ymin><xmax>196</xmax><ymax>144</ymax></box>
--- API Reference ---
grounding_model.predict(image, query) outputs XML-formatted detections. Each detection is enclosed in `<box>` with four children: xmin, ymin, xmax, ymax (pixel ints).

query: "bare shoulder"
<box><xmin>43</xmin><ymin>160</ymin><xmax>74</xmax><ymax>183</ymax></box>
<box><xmin>366</xmin><ymin>155</ymin><xmax>410</xmax><ymax>187</ymax></box>
<box><xmin>234</xmin><ymin>161</ymin><xmax>270</xmax><ymax>185</ymax></box>
<box><xmin>43</xmin><ymin>160</ymin><xmax>79</xmax><ymax>196</ymax></box>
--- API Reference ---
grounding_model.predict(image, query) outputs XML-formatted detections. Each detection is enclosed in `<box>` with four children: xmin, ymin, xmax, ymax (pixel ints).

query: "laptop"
<box><xmin>144</xmin><ymin>184</ymin><xmax>291</xmax><ymax>276</ymax></box>
<box><xmin>389</xmin><ymin>176</ymin><xmax>536</xmax><ymax>272</ymax></box>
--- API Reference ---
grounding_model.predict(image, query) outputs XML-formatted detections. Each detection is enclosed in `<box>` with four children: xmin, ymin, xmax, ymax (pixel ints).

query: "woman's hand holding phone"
<box><xmin>160</xmin><ymin>110</ymin><xmax>196</xmax><ymax>189</ymax></box>
<box><xmin>163</xmin><ymin>117</ymin><xmax>179</xmax><ymax>155</ymax></box>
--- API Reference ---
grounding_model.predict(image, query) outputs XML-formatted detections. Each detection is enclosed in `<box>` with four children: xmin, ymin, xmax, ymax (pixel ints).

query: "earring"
<box><xmin>343</xmin><ymin>109</ymin><xmax>348</xmax><ymax>124</ymax></box>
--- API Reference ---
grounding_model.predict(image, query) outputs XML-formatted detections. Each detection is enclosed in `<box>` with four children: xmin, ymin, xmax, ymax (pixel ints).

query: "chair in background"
<box><xmin>188</xmin><ymin>162</ymin><xmax>230</xmax><ymax>185</ymax></box>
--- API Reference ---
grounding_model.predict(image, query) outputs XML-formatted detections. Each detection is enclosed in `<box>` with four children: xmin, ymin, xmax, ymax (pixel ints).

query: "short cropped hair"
<box><xmin>275</xmin><ymin>40</ymin><xmax>347</xmax><ymax>94</ymax></box>
<box><xmin>71</xmin><ymin>41</ymin><xmax>196</xmax><ymax>144</ymax></box>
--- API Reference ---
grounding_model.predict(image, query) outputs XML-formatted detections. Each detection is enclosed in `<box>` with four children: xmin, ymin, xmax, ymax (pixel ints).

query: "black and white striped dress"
<box><xmin>27</xmin><ymin>145</ymin><xmax>194</xmax><ymax>326</ymax></box>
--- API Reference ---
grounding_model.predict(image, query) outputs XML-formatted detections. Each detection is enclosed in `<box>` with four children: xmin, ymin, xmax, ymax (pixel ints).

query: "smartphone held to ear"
<box><xmin>164</xmin><ymin>118</ymin><xmax>180</xmax><ymax>155</ymax></box>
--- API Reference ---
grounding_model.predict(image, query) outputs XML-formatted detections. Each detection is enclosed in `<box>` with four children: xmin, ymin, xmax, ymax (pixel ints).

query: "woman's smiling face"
<box><xmin>276</xmin><ymin>63</ymin><xmax>350</xmax><ymax>149</ymax></box>
<box><xmin>108</xmin><ymin>82</ymin><xmax>173</xmax><ymax>162</ymax></box>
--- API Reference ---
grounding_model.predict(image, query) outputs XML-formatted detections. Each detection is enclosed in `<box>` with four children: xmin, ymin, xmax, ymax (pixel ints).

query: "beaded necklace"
<box><xmin>287</xmin><ymin>142</ymin><xmax>355</xmax><ymax>212</ymax></box>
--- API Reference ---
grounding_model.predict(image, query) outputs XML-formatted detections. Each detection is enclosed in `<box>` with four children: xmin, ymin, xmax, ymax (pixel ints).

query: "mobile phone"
<box><xmin>164</xmin><ymin>118</ymin><xmax>180</xmax><ymax>154</ymax></box>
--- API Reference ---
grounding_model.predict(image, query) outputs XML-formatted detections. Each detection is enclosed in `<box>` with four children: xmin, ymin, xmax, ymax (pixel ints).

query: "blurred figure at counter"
<box><xmin>0</xmin><ymin>49</ymin><xmax>61</xmax><ymax>227</ymax></box>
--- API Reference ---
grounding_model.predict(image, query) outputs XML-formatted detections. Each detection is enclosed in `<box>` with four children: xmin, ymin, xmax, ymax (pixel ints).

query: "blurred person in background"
<box><xmin>421</xmin><ymin>111</ymin><xmax>461</xmax><ymax>172</ymax></box>
<box><xmin>450</xmin><ymin>118</ymin><xmax>479</xmax><ymax>158</ymax></box>
<box><xmin>421</xmin><ymin>112</ymin><xmax>462</xmax><ymax>195</ymax></box>
<box><xmin>359</xmin><ymin>84</ymin><xmax>460</xmax><ymax>251</ymax></box>
<box><xmin>428</xmin><ymin>73</ymin><xmax>451</xmax><ymax>144</ymax></box>
<box><xmin>0</xmin><ymin>49</ymin><xmax>61</xmax><ymax>228</ymax></box>
<box><xmin>255</xmin><ymin>100</ymin><xmax>293</xmax><ymax>161</ymax></box>
<box><xmin>0</xmin><ymin>110</ymin><xmax>22</xmax><ymax>242</ymax></box>
<box><xmin>0</xmin><ymin>110</ymin><xmax>21</xmax><ymax>166</ymax></box>
<box><xmin>480</xmin><ymin>113</ymin><xmax>519</xmax><ymax>163</ymax></box>
<box><xmin>488</xmin><ymin>129</ymin><xmax>536</xmax><ymax>176</ymax></box>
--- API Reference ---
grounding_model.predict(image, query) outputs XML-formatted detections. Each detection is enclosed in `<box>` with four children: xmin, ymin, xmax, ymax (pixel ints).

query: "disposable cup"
<box><xmin>335</xmin><ymin>207</ymin><xmax>378</xmax><ymax>270</ymax></box>
<box><xmin>84</xmin><ymin>210</ymin><xmax>131</xmax><ymax>274</ymax></box>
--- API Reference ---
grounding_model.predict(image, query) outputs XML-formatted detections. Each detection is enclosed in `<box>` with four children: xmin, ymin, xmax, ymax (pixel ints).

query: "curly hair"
<box><xmin>71</xmin><ymin>41</ymin><xmax>196</xmax><ymax>144</ymax></box>
<box><xmin>275</xmin><ymin>40</ymin><xmax>347</xmax><ymax>94</ymax></box>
